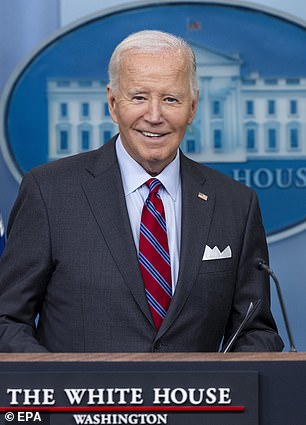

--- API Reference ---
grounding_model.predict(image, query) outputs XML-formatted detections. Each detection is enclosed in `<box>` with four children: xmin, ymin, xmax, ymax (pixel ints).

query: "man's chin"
<box><xmin>139</xmin><ymin>155</ymin><xmax>174</xmax><ymax>176</ymax></box>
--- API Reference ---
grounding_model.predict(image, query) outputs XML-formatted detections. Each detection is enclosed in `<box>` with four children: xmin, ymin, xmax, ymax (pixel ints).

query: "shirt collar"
<box><xmin>116</xmin><ymin>135</ymin><xmax>180</xmax><ymax>200</ymax></box>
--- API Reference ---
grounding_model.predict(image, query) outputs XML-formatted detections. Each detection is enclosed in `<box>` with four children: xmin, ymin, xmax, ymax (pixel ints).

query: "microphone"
<box><xmin>222</xmin><ymin>299</ymin><xmax>262</xmax><ymax>353</ymax></box>
<box><xmin>255</xmin><ymin>258</ymin><xmax>297</xmax><ymax>352</ymax></box>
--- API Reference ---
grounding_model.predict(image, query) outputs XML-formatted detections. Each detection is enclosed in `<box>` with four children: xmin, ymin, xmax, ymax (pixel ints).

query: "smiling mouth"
<box><xmin>139</xmin><ymin>130</ymin><xmax>167</xmax><ymax>138</ymax></box>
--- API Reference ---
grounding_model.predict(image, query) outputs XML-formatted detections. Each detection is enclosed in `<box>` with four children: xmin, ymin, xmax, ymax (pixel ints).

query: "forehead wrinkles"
<box><xmin>118</xmin><ymin>51</ymin><xmax>189</xmax><ymax>89</ymax></box>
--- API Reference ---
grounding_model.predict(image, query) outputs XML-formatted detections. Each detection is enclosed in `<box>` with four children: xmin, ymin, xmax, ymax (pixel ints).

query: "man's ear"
<box><xmin>106</xmin><ymin>85</ymin><xmax>118</xmax><ymax>123</ymax></box>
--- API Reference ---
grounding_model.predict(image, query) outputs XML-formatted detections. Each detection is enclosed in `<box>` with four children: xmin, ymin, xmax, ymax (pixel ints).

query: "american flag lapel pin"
<box><xmin>198</xmin><ymin>192</ymin><xmax>208</xmax><ymax>201</ymax></box>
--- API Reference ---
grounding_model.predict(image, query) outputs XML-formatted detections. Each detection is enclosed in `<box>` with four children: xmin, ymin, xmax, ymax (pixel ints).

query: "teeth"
<box><xmin>142</xmin><ymin>131</ymin><xmax>162</xmax><ymax>137</ymax></box>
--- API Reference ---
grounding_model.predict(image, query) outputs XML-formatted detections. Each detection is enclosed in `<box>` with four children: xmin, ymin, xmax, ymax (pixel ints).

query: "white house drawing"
<box><xmin>47</xmin><ymin>43</ymin><xmax>306</xmax><ymax>162</ymax></box>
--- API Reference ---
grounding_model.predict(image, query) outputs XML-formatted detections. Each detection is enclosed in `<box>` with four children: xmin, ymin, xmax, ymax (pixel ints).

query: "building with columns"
<box><xmin>47</xmin><ymin>43</ymin><xmax>306</xmax><ymax>162</ymax></box>
<box><xmin>47</xmin><ymin>79</ymin><xmax>117</xmax><ymax>161</ymax></box>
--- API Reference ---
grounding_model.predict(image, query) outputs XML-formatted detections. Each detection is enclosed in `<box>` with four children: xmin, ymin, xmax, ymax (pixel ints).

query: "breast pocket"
<box><xmin>198</xmin><ymin>258</ymin><xmax>234</xmax><ymax>275</ymax></box>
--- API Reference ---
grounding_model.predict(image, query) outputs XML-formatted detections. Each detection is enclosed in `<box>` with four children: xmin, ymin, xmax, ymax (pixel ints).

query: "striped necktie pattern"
<box><xmin>139</xmin><ymin>178</ymin><xmax>172</xmax><ymax>330</ymax></box>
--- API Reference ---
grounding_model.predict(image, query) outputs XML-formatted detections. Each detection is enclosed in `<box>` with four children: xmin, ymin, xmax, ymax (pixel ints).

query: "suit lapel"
<box><xmin>81</xmin><ymin>138</ymin><xmax>154</xmax><ymax>326</ymax></box>
<box><xmin>157</xmin><ymin>152</ymin><xmax>216</xmax><ymax>338</ymax></box>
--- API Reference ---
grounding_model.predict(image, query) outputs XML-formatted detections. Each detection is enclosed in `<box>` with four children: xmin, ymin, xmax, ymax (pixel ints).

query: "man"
<box><xmin>0</xmin><ymin>30</ymin><xmax>283</xmax><ymax>352</ymax></box>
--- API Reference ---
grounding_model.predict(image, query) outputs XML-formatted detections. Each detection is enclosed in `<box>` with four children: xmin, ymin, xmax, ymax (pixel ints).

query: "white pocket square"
<box><xmin>202</xmin><ymin>245</ymin><xmax>232</xmax><ymax>261</ymax></box>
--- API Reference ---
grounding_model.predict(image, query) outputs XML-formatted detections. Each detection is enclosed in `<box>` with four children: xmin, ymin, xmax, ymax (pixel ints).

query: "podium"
<box><xmin>0</xmin><ymin>353</ymin><xmax>305</xmax><ymax>425</ymax></box>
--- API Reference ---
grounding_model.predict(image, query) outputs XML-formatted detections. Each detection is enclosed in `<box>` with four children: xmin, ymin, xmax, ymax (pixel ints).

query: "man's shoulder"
<box><xmin>181</xmin><ymin>153</ymin><xmax>253</xmax><ymax>196</ymax></box>
<box><xmin>26</xmin><ymin>139</ymin><xmax>116</xmax><ymax>183</ymax></box>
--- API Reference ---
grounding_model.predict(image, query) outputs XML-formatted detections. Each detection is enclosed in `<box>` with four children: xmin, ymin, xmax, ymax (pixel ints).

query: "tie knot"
<box><xmin>146</xmin><ymin>178</ymin><xmax>162</xmax><ymax>195</ymax></box>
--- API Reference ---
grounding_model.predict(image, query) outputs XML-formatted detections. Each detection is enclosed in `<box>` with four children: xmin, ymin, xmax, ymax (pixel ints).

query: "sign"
<box><xmin>0</xmin><ymin>370</ymin><xmax>258</xmax><ymax>425</ymax></box>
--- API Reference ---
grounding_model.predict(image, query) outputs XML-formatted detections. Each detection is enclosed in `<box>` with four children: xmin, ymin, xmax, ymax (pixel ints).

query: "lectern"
<box><xmin>0</xmin><ymin>353</ymin><xmax>305</xmax><ymax>425</ymax></box>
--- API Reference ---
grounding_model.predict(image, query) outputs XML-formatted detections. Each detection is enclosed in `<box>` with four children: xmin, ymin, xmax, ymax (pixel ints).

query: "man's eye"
<box><xmin>164</xmin><ymin>97</ymin><xmax>178</xmax><ymax>103</ymax></box>
<box><xmin>132</xmin><ymin>95</ymin><xmax>146</xmax><ymax>102</ymax></box>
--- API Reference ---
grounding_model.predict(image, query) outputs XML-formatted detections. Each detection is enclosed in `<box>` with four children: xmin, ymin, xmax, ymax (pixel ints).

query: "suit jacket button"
<box><xmin>154</xmin><ymin>342</ymin><xmax>163</xmax><ymax>351</ymax></box>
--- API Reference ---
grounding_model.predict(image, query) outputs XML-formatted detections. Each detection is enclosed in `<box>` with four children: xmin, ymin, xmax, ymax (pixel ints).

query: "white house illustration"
<box><xmin>47</xmin><ymin>43</ymin><xmax>306</xmax><ymax>162</ymax></box>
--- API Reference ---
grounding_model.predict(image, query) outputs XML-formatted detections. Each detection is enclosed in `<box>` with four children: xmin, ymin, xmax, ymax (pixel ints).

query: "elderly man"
<box><xmin>0</xmin><ymin>30</ymin><xmax>283</xmax><ymax>352</ymax></box>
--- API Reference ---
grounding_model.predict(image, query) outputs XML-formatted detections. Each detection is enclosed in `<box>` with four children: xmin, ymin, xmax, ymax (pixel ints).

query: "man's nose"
<box><xmin>144</xmin><ymin>99</ymin><xmax>163</xmax><ymax>124</ymax></box>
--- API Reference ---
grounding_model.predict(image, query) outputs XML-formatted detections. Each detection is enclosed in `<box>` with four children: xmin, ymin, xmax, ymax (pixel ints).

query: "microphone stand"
<box><xmin>257</xmin><ymin>259</ymin><xmax>297</xmax><ymax>353</ymax></box>
<box><xmin>222</xmin><ymin>301</ymin><xmax>256</xmax><ymax>353</ymax></box>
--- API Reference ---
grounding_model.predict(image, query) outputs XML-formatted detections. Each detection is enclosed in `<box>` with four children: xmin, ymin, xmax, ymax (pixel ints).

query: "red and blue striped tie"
<box><xmin>139</xmin><ymin>179</ymin><xmax>172</xmax><ymax>330</ymax></box>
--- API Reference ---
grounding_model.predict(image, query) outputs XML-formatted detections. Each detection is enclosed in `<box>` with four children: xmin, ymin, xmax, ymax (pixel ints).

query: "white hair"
<box><xmin>108</xmin><ymin>30</ymin><xmax>198</xmax><ymax>97</ymax></box>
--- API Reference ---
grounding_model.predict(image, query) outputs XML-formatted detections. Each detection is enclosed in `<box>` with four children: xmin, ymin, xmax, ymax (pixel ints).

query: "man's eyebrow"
<box><xmin>127</xmin><ymin>89</ymin><xmax>185</xmax><ymax>97</ymax></box>
<box><xmin>127</xmin><ymin>88</ymin><xmax>147</xmax><ymax>95</ymax></box>
<box><xmin>163</xmin><ymin>91</ymin><xmax>184</xmax><ymax>97</ymax></box>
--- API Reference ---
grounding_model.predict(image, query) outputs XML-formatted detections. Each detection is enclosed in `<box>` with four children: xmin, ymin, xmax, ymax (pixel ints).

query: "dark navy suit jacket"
<box><xmin>0</xmin><ymin>136</ymin><xmax>284</xmax><ymax>352</ymax></box>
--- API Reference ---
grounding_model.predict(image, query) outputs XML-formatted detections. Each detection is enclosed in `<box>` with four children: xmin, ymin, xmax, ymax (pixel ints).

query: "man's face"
<box><xmin>107</xmin><ymin>50</ymin><xmax>198</xmax><ymax>175</ymax></box>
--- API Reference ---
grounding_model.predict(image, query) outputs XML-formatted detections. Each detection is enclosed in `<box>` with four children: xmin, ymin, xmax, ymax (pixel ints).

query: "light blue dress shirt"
<box><xmin>116</xmin><ymin>136</ymin><xmax>182</xmax><ymax>292</ymax></box>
